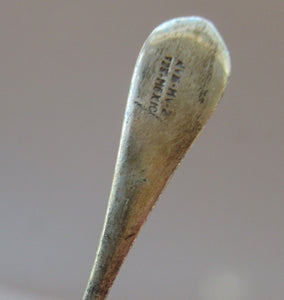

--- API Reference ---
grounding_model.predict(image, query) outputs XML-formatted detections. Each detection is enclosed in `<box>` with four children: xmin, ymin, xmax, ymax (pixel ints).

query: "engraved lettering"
<box><xmin>176</xmin><ymin>60</ymin><xmax>185</xmax><ymax>69</ymax></box>
<box><xmin>171</xmin><ymin>73</ymin><xmax>180</xmax><ymax>83</ymax></box>
<box><xmin>161</xmin><ymin>61</ymin><xmax>170</xmax><ymax>68</ymax></box>
<box><xmin>153</xmin><ymin>77</ymin><xmax>165</xmax><ymax>93</ymax></box>
<box><xmin>161</xmin><ymin>108</ymin><xmax>171</xmax><ymax>116</ymax></box>
<box><xmin>150</xmin><ymin>101</ymin><xmax>158</xmax><ymax>107</ymax></box>
<box><xmin>159</xmin><ymin>56</ymin><xmax>173</xmax><ymax>76</ymax></box>
<box><xmin>160</xmin><ymin>66</ymin><xmax>169</xmax><ymax>76</ymax></box>
<box><xmin>164</xmin><ymin>56</ymin><xmax>173</xmax><ymax>63</ymax></box>
<box><xmin>135</xmin><ymin>55</ymin><xmax>184</xmax><ymax>120</ymax></box>
<box><xmin>149</xmin><ymin>102</ymin><xmax>158</xmax><ymax>114</ymax></box>
<box><xmin>167</xmin><ymin>87</ymin><xmax>177</xmax><ymax>98</ymax></box>
<box><xmin>151</xmin><ymin>92</ymin><xmax>161</xmax><ymax>101</ymax></box>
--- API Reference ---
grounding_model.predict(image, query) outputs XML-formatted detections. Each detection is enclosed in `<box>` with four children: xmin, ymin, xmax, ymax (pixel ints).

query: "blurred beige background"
<box><xmin>0</xmin><ymin>1</ymin><xmax>283</xmax><ymax>299</ymax></box>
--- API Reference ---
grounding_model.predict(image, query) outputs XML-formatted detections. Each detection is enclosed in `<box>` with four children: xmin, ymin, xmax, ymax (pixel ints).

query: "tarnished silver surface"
<box><xmin>83</xmin><ymin>16</ymin><xmax>230</xmax><ymax>300</ymax></box>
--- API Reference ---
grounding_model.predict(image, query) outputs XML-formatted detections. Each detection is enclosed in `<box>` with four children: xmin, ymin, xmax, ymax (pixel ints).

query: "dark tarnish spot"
<box><xmin>198</xmin><ymin>46</ymin><xmax>217</xmax><ymax>104</ymax></box>
<box><xmin>125</xmin><ymin>233</ymin><xmax>136</xmax><ymax>240</ymax></box>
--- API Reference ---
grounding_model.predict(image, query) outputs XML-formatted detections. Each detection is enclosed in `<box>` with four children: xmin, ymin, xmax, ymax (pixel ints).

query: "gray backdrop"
<box><xmin>1</xmin><ymin>1</ymin><xmax>283</xmax><ymax>299</ymax></box>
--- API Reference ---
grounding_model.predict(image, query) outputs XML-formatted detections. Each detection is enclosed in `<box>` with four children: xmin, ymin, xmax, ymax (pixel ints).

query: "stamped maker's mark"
<box><xmin>135</xmin><ymin>56</ymin><xmax>185</xmax><ymax>120</ymax></box>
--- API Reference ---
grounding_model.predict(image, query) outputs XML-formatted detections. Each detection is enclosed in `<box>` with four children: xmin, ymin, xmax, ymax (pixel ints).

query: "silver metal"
<box><xmin>83</xmin><ymin>16</ymin><xmax>231</xmax><ymax>300</ymax></box>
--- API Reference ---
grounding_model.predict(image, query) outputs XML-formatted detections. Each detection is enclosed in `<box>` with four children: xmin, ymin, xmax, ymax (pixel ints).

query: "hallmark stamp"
<box><xmin>135</xmin><ymin>56</ymin><xmax>185</xmax><ymax>119</ymax></box>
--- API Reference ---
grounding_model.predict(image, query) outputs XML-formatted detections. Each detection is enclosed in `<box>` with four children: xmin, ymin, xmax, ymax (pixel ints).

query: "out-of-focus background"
<box><xmin>1</xmin><ymin>1</ymin><xmax>283</xmax><ymax>299</ymax></box>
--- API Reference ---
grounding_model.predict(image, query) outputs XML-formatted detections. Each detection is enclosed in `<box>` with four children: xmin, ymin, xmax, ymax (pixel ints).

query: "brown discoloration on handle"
<box><xmin>83</xmin><ymin>16</ymin><xmax>230</xmax><ymax>300</ymax></box>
